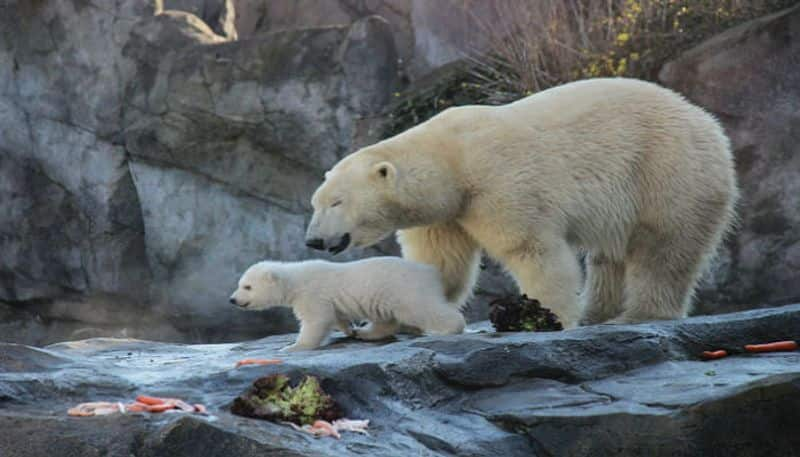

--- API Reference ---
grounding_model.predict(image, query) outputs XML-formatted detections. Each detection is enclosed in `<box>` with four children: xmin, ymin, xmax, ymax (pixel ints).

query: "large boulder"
<box><xmin>0</xmin><ymin>1</ymin><xmax>399</xmax><ymax>344</ymax></box>
<box><xmin>660</xmin><ymin>5</ymin><xmax>800</xmax><ymax>313</ymax></box>
<box><xmin>1</xmin><ymin>304</ymin><xmax>799</xmax><ymax>456</ymax></box>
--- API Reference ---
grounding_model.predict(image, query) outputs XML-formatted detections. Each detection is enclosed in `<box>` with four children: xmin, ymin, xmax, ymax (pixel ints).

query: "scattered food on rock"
<box><xmin>283</xmin><ymin>418</ymin><xmax>370</xmax><ymax>439</ymax></box>
<box><xmin>488</xmin><ymin>294</ymin><xmax>563</xmax><ymax>332</ymax></box>
<box><xmin>235</xmin><ymin>358</ymin><xmax>283</xmax><ymax>368</ymax></box>
<box><xmin>68</xmin><ymin>396</ymin><xmax>207</xmax><ymax>417</ymax></box>
<box><xmin>67</xmin><ymin>402</ymin><xmax>125</xmax><ymax>417</ymax></box>
<box><xmin>331</xmin><ymin>418</ymin><xmax>370</xmax><ymax>435</ymax></box>
<box><xmin>231</xmin><ymin>374</ymin><xmax>342</xmax><ymax>425</ymax></box>
<box><xmin>701</xmin><ymin>350</ymin><xmax>729</xmax><ymax>360</ymax></box>
<box><xmin>744</xmin><ymin>340</ymin><xmax>798</xmax><ymax>353</ymax></box>
<box><xmin>701</xmin><ymin>340</ymin><xmax>798</xmax><ymax>360</ymax></box>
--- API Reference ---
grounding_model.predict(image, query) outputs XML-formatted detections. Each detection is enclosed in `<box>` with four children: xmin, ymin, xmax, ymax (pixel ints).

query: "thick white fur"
<box><xmin>230</xmin><ymin>258</ymin><xmax>466</xmax><ymax>351</ymax></box>
<box><xmin>308</xmin><ymin>78</ymin><xmax>738</xmax><ymax>328</ymax></box>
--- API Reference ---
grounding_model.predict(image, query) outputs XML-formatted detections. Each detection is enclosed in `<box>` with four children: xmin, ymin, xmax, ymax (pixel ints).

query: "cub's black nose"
<box><xmin>229</xmin><ymin>298</ymin><xmax>236</xmax><ymax>305</ymax></box>
<box><xmin>305</xmin><ymin>238</ymin><xmax>325</xmax><ymax>250</ymax></box>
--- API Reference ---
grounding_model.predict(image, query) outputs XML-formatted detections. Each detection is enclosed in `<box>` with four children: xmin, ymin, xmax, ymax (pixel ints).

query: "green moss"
<box><xmin>231</xmin><ymin>374</ymin><xmax>342</xmax><ymax>425</ymax></box>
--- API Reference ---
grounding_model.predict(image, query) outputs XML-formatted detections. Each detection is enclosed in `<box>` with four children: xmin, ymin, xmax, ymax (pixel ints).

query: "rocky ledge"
<box><xmin>2</xmin><ymin>304</ymin><xmax>800</xmax><ymax>456</ymax></box>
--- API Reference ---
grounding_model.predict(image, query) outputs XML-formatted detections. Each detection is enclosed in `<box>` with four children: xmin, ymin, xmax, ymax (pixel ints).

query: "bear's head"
<box><xmin>229</xmin><ymin>262</ymin><xmax>288</xmax><ymax>310</ymax></box>
<box><xmin>305</xmin><ymin>150</ymin><xmax>402</xmax><ymax>254</ymax></box>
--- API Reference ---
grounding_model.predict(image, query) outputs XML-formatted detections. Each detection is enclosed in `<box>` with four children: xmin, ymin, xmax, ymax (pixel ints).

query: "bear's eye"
<box><xmin>331</xmin><ymin>200</ymin><xmax>342</xmax><ymax>208</ymax></box>
<box><xmin>244</xmin><ymin>285</ymin><xmax>252</xmax><ymax>291</ymax></box>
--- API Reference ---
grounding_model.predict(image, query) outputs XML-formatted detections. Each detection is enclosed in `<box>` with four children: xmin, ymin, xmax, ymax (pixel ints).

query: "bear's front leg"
<box><xmin>504</xmin><ymin>238</ymin><xmax>583</xmax><ymax>329</ymax></box>
<box><xmin>282</xmin><ymin>320</ymin><xmax>332</xmax><ymax>352</ymax></box>
<box><xmin>579</xmin><ymin>252</ymin><xmax>626</xmax><ymax>325</ymax></box>
<box><xmin>397</xmin><ymin>223</ymin><xmax>481</xmax><ymax>307</ymax></box>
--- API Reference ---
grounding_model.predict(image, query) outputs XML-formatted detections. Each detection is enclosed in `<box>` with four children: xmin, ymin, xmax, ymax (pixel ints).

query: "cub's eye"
<box><xmin>331</xmin><ymin>200</ymin><xmax>342</xmax><ymax>208</ymax></box>
<box><xmin>244</xmin><ymin>285</ymin><xmax>252</xmax><ymax>291</ymax></box>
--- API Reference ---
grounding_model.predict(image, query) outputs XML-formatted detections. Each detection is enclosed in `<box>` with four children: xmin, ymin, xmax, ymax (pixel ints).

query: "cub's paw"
<box><xmin>280</xmin><ymin>343</ymin><xmax>316</xmax><ymax>352</ymax></box>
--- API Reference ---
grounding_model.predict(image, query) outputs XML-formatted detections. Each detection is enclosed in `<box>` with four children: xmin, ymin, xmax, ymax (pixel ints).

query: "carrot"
<box><xmin>744</xmin><ymin>340</ymin><xmax>798</xmax><ymax>353</ymax></box>
<box><xmin>701</xmin><ymin>350</ymin><xmax>728</xmax><ymax>360</ymax></box>
<box><xmin>136</xmin><ymin>395</ymin><xmax>166</xmax><ymax>405</ymax></box>
<box><xmin>166</xmin><ymin>399</ymin><xmax>196</xmax><ymax>412</ymax></box>
<box><xmin>145</xmin><ymin>403</ymin><xmax>174</xmax><ymax>413</ymax></box>
<box><xmin>311</xmin><ymin>420</ymin><xmax>341</xmax><ymax>439</ymax></box>
<box><xmin>235</xmin><ymin>358</ymin><xmax>283</xmax><ymax>368</ymax></box>
<box><xmin>125</xmin><ymin>402</ymin><xmax>148</xmax><ymax>412</ymax></box>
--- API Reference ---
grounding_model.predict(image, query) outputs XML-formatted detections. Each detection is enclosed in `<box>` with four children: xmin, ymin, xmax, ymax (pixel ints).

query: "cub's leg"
<box><xmin>397</xmin><ymin>222</ymin><xmax>481</xmax><ymax>307</ymax></box>
<box><xmin>336</xmin><ymin>318</ymin><xmax>356</xmax><ymax>337</ymax></box>
<box><xmin>579</xmin><ymin>253</ymin><xmax>626</xmax><ymax>325</ymax></box>
<box><xmin>393</xmin><ymin>302</ymin><xmax>466</xmax><ymax>336</ymax></box>
<box><xmin>282</xmin><ymin>319</ymin><xmax>332</xmax><ymax>351</ymax></box>
<box><xmin>353</xmin><ymin>321</ymin><xmax>400</xmax><ymax>341</ymax></box>
<box><xmin>504</xmin><ymin>237</ymin><xmax>583</xmax><ymax>328</ymax></box>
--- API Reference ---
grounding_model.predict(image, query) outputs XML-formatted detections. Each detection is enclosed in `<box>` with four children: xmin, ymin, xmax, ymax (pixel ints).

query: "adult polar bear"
<box><xmin>305</xmin><ymin>78</ymin><xmax>738</xmax><ymax>328</ymax></box>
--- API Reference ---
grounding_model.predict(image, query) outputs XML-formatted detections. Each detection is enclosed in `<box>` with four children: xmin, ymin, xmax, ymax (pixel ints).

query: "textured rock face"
<box><xmin>233</xmin><ymin>0</ymin><xmax>509</xmax><ymax>81</ymax></box>
<box><xmin>164</xmin><ymin>0</ymin><xmax>238</xmax><ymax>39</ymax></box>
<box><xmin>0</xmin><ymin>1</ymin><xmax>398</xmax><ymax>344</ymax></box>
<box><xmin>1</xmin><ymin>305</ymin><xmax>799</xmax><ymax>456</ymax></box>
<box><xmin>660</xmin><ymin>5</ymin><xmax>800</xmax><ymax>313</ymax></box>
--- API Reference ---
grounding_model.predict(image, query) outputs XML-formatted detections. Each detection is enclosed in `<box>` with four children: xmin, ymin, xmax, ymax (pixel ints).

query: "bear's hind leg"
<box><xmin>613</xmin><ymin>227</ymin><xmax>710</xmax><ymax>324</ymax></box>
<box><xmin>579</xmin><ymin>253</ymin><xmax>625</xmax><ymax>325</ymax></box>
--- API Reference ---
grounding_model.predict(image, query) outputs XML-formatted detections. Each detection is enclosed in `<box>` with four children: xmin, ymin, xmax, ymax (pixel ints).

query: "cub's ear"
<box><xmin>263</xmin><ymin>270</ymin><xmax>280</xmax><ymax>282</ymax></box>
<box><xmin>372</xmin><ymin>161</ymin><xmax>396</xmax><ymax>182</ymax></box>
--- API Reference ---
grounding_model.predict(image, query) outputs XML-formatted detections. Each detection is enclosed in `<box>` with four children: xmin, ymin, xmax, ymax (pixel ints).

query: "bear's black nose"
<box><xmin>328</xmin><ymin>233</ymin><xmax>351</xmax><ymax>255</ymax></box>
<box><xmin>229</xmin><ymin>298</ymin><xmax>236</xmax><ymax>305</ymax></box>
<box><xmin>305</xmin><ymin>238</ymin><xmax>325</xmax><ymax>250</ymax></box>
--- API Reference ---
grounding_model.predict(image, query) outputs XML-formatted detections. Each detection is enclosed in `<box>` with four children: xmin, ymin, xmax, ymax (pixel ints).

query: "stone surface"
<box><xmin>1</xmin><ymin>304</ymin><xmax>799</xmax><ymax>456</ymax></box>
<box><xmin>660</xmin><ymin>5</ymin><xmax>800</xmax><ymax>313</ymax></box>
<box><xmin>232</xmin><ymin>0</ymin><xmax>512</xmax><ymax>81</ymax></box>
<box><xmin>0</xmin><ymin>1</ymin><xmax>398</xmax><ymax>344</ymax></box>
<box><xmin>164</xmin><ymin>0</ymin><xmax>238</xmax><ymax>39</ymax></box>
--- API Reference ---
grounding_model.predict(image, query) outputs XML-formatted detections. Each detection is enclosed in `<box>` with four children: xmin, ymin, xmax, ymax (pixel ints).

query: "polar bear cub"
<box><xmin>229</xmin><ymin>257</ymin><xmax>466</xmax><ymax>351</ymax></box>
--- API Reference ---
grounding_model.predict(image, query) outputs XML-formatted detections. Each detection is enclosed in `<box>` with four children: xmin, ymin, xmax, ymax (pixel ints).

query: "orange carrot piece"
<box><xmin>145</xmin><ymin>403</ymin><xmax>174</xmax><ymax>413</ymax></box>
<box><xmin>136</xmin><ymin>395</ymin><xmax>166</xmax><ymax>405</ymax></box>
<box><xmin>125</xmin><ymin>402</ymin><xmax>148</xmax><ymax>412</ymax></box>
<box><xmin>701</xmin><ymin>350</ymin><xmax>728</xmax><ymax>360</ymax></box>
<box><xmin>311</xmin><ymin>420</ymin><xmax>341</xmax><ymax>439</ymax></box>
<box><xmin>744</xmin><ymin>340</ymin><xmax>798</xmax><ymax>353</ymax></box>
<box><xmin>235</xmin><ymin>358</ymin><xmax>282</xmax><ymax>368</ymax></box>
<box><xmin>164</xmin><ymin>399</ymin><xmax>195</xmax><ymax>412</ymax></box>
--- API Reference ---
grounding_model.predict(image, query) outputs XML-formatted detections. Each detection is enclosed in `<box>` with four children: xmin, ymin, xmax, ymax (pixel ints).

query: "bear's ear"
<box><xmin>372</xmin><ymin>161</ymin><xmax>396</xmax><ymax>182</ymax></box>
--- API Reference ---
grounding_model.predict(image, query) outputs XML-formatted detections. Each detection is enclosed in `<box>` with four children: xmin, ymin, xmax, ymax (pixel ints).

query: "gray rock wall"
<box><xmin>660</xmin><ymin>4</ymin><xmax>800</xmax><ymax>313</ymax></box>
<box><xmin>2</xmin><ymin>0</ymin><xmax>799</xmax><ymax>344</ymax></box>
<box><xmin>0</xmin><ymin>0</ymin><xmax>398</xmax><ymax>344</ymax></box>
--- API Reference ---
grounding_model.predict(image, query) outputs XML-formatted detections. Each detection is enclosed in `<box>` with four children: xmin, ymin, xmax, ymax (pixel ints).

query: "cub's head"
<box><xmin>305</xmin><ymin>149</ymin><xmax>402</xmax><ymax>254</ymax></box>
<box><xmin>229</xmin><ymin>262</ymin><xmax>287</xmax><ymax>310</ymax></box>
